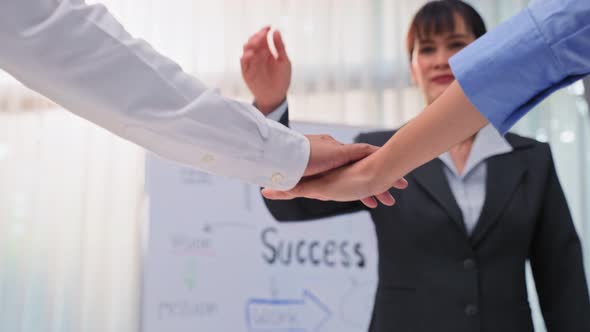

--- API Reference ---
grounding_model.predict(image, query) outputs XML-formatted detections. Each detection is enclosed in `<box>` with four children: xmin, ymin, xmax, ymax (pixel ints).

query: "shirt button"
<box><xmin>201</xmin><ymin>154</ymin><xmax>215</xmax><ymax>163</ymax></box>
<box><xmin>271</xmin><ymin>172</ymin><xmax>284</xmax><ymax>184</ymax></box>
<box><xmin>463</xmin><ymin>258</ymin><xmax>476</xmax><ymax>270</ymax></box>
<box><xmin>465</xmin><ymin>304</ymin><xmax>478</xmax><ymax>316</ymax></box>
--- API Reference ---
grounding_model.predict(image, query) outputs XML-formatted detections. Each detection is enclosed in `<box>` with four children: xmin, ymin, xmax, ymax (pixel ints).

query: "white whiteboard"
<box><xmin>142</xmin><ymin>122</ymin><xmax>380</xmax><ymax>332</ymax></box>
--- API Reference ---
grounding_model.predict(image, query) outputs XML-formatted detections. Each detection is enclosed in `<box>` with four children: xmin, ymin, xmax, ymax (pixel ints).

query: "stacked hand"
<box><xmin>241</xmin><ymin>27</ymin><xmax>408</xmax><ymax>207</ymax></box>
<box><xmin>262</xmin><ymin>153</ymin><xmax>408</xmax><ymax>208</ymax></box>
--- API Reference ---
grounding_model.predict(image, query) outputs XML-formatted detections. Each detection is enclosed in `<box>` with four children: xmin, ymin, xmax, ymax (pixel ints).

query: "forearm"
<box><xmin>362</xmin><ymin>81</ymin><xmax>488</xmax><ymax>192</ymax></box>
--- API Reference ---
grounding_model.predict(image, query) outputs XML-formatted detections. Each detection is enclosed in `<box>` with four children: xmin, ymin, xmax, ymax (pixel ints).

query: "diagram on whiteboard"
<box><xmin>142</xmin><ymin>122</ymin><xmax>380</xmax><ymax>332</ymax></box>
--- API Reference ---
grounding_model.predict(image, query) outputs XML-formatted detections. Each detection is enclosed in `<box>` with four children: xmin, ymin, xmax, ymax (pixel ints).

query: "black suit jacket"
<box><xmin>264</xmin><ymin>109</ymin><xmax>590</xmax><ymax>332</ymax></box>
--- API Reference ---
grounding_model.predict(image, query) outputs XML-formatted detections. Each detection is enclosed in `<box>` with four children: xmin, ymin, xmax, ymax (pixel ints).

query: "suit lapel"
<box><xmin>411</xmin><ymin>160</ymin><xmax>467</xmax><ymax>237</ymax></box>
<box><xmin>470</xmin><ymin>153</ymin><xmax>527</xmax><ymax>246</ymax></box>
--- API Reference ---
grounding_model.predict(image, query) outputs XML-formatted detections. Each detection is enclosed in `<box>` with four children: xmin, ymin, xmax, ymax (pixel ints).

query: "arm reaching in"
<box><xmin>0</xmin><ymin>1</ymin><xmax>387</xmax><ymax>192</ymax></box>
<box><xmin>262</xmin><ymin>81</ymin><xmax>486</xmax><ymax>201</ymax></box>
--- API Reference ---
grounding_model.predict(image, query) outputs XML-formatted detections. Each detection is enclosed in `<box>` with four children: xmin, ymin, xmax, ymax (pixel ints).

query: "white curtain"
<box><xmin>0</xmin><ymin>110</ymin><xmax>144</xmax><ymax>332</ymax></box>
<box><xmin>0</xmin><ymin>1</ymin><xmax>587</xmax><ymax>332</ymax></box>
<box><xmin>0</xmin><ymin>0</ymin><xmax>527</xmax><ymax>126</ymax></box>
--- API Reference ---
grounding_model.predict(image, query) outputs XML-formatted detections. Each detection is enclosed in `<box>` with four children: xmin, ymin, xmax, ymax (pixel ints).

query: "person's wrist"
<box><xmin>358</xmin><ymin>154</ymin><xmax>389</xmax><ymax>196</ymax></box>
<box><xmin>254</xmin><ymin>96</ymin><xmax>286</xmax><ymax>115</ymax></box>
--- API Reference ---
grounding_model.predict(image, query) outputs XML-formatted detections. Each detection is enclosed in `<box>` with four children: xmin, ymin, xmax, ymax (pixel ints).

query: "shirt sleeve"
<box><xmin>264</xmin><ymin>100</ymin><xmax>289</xmax><ymax>122</ymax></box>
<box><xmin>449</xmin><ymin>0</ymin><xmax>590</xmax><ymax>134</ymax></box>
<box><xmin>0</xmin><ymin>0</ymin><xmax>309</xmax><ymax>190</ymax></box>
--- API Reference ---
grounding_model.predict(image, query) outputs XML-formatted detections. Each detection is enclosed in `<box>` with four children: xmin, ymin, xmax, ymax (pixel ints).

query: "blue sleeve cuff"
<box><xmin>449</xmin><ymin>8</ymin><xmax>562</xmax><ymax>134</ymax></box>
<box><xmin>264</xmin><ymin>99</ymin><xmax>288</xmax><ymax>122</ymax></box>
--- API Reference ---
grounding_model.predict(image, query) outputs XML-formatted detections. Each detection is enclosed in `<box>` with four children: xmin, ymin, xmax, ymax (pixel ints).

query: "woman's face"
<box><xmin>410</xmin><ymin>15</ymin><xmax>476</xmax><ymax>104</ymax></box>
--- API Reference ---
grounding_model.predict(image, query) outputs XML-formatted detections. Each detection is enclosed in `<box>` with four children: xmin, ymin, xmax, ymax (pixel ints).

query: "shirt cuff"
<box><xmin>260</xmin><ymin>119</ymin><xmax>310</xmax><ymax>190</ymax></box>
<box><xmin>265</xmin><ymin>99</ymin><xmax>289</xmax><ymax>122</ymax></box>
<box><xmin>449</xmin><ymin>8</ymin><xmax>562</xmax><ymax>134</ymax></box>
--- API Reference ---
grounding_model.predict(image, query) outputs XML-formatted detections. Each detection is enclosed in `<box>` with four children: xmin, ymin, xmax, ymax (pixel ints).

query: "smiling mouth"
<box><xmin>431</xmin><ymin>74</ymin><xmax>455</xmax><ymax>84</ymax></box>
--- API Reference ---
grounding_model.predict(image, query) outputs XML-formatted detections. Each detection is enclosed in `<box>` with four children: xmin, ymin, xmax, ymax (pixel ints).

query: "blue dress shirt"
<box><xmin>450</xmin><ymin>0</ymin><xmax>590</xmax><ymax>134</ymax></box>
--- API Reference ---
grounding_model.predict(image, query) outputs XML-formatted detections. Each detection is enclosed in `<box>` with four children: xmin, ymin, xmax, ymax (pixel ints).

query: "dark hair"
<box><xmin>406</xmin><ymin>0</ymin><xmax>487</xmax><ymax>60</ymax></box>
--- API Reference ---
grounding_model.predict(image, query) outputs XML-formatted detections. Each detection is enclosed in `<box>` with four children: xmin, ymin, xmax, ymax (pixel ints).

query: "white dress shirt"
<box><xmin>438</xmin><ymin>125</ymin><xmax>513</xmax><ymax>235</ymax></box>
<box><xmin>0</xmin><ymin>0</ymin><xmax>309</xmax><ymax>190</ymax></box>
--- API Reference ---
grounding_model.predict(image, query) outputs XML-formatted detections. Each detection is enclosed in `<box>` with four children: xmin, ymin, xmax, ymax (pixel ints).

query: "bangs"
<box><xmin>413</xmin><ymin>2</ymin><xmax>457</xmax><ymax>41</ymax></box>
<box><xmin>406</xmin><ymin>1</ymin><xmax>487</xmax><ymax>60</ymax></box>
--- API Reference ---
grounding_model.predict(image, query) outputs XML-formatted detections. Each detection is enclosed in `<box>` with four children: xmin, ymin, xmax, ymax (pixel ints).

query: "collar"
<box><xmin>438</xmin><ymin>124</ymin><xmax>513</xmax><ymax>178</ymax></box>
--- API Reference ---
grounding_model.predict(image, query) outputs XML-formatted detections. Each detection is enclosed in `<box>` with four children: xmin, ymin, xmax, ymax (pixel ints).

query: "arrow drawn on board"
<box><xmin>182</xmin><ymin>257</ymin><xmax>199</xmax><ymax>290</ymax></box>
<box><xmin>245</xmin><ymin>290</ymin><xmax>331</xmax><ymax>332</ymax></box>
